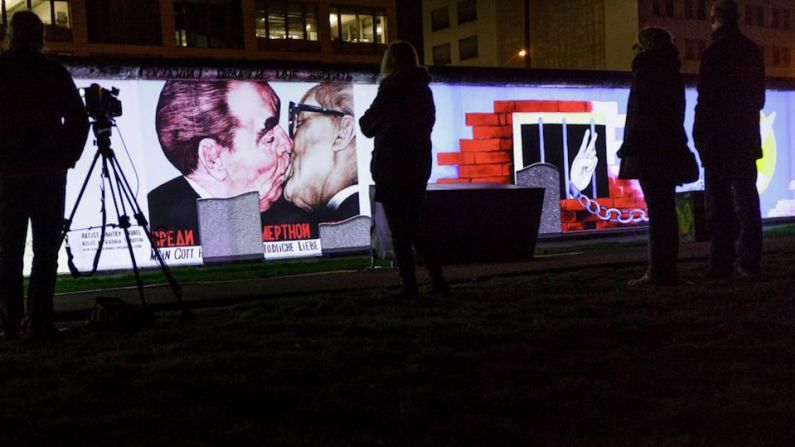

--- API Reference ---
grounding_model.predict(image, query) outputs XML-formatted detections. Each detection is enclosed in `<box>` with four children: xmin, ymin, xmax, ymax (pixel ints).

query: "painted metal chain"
<box><xmin>569</xmin><ymin>185</ymin><xmax>649</xmax><ymax>224</ymax></box>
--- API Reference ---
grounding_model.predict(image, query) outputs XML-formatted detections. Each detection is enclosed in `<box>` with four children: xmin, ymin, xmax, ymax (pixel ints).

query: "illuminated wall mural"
<box><xmin>21</xmin><ymin>64</ymin><xmax>794</xmax><ymax>273</ymax></box>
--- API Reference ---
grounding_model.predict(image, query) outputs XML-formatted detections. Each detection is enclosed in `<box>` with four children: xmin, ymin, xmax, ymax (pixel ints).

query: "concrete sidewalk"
<box><xmin>53</xmin><ymin>233</ymin><xmax>795</xmax><ymax>318</ymax></box>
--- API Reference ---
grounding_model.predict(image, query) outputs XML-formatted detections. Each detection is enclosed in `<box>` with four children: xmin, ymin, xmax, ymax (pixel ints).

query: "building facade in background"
<box><xmin>423</xmin><ymin>0</ymin><xmax>528</xmax><ymax>68</ymax></box>
<box><xmin>0</xmin><ymin>0</ymin><xmax>397</xmax><ymax>65</ymax></box>
<box><xmin>423</xmin><ymin>0</ymin><xmax>795</xmax><ymax>77</ymax></box>
<box><xmin>640</xmin><ymin>0</ymin><xmax>795</xmax><ymax>77</ymax></box>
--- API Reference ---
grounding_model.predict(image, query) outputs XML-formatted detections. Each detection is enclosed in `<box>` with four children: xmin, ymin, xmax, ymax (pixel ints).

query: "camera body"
<box><xmin>83</xmin><ymin>83</ymin><xmax>122</xmax><ymax>120</ymax></box>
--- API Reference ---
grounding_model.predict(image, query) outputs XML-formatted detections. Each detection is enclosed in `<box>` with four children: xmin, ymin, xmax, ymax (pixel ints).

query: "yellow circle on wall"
<box><xmin>757</xmin><ymin>112</ymin><xmax>777</xmax><ymax>193</ymax></box>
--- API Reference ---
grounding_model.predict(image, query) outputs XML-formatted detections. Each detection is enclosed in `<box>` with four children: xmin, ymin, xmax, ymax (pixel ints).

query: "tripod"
<box><xmin>61</xmin><ymin>115</ymin><xmax>188</xmax><ymax>317</ymax></box>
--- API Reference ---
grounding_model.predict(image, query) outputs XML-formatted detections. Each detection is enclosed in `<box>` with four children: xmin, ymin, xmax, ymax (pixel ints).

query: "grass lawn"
<box><xmin>2</xmin><ymin>234</ymin><xmax>795</xmax><ymax>446</ymax></box>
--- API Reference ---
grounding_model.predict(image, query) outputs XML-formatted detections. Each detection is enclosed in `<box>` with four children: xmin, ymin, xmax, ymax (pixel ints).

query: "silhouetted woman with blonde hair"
<box><xmin>360</xmin><ymin>41</ymin><xmax>448</xmax><ymax>301</ymax></box>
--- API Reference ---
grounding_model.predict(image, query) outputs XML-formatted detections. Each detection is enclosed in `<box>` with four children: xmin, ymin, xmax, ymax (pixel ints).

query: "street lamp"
<box><xmin>502</xmin><ymin>49</ymin><xmax>528</xmax><ymax>67</ymax></box>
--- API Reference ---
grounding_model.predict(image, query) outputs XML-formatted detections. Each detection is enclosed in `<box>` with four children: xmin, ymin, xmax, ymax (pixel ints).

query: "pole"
<box><xmin>523</xmin><ymin>0</ymin><xmax>531</xmax><ymax>68</ymax></box>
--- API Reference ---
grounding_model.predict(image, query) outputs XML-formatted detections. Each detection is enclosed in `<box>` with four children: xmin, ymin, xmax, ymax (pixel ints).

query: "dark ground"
<box><xmin>1</xmin><ymin>230</ymin><xmax>795</xmax><ymax>446</ymax></box>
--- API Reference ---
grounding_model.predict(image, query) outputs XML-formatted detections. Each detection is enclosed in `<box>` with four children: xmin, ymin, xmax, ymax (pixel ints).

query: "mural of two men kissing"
<box><xmin>146</xmin><ymin>80</ymin><xmax>360</xmax><ymax>256</ymax></box>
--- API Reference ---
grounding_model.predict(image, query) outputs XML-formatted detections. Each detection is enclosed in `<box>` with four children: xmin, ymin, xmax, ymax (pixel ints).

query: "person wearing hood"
<box><xmin>693</xmin><ymin>0</ymin><xmax>765</xmax><ymax>279</ymax></box>
<box><xmin>359</xmin><ymin>41</ymin><xmax>448</xmax><ymax>301</ymax></box>
<box><xmin>617</xmin><ymin>27</ymin><xmax>695</xmax><ymax>286</ymax></box>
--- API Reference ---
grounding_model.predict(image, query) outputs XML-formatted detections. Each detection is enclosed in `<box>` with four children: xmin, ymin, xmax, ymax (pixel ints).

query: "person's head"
<box><xmin>155</xmin><ymin>80</ymin><xmax>292</xmax><ymax>210</ymax></box>
<box><xmin>634</xmin><ymin>26</ymin><xmax>674</xmax><ymax>55</ymax></box>
<box><xmin>283</xmin><ymin>82</ymin><xmax>356</xmax><ymax>212</ymax></box>
<box><xmin>380</xmin><ymin>40</ymin><xmax>420</xmax><ymax>78</ymax></box>
<box><xmin>6</xmin><ymin>11</ymin><xmax>44</xmax><ymax>51</ymax></box>
<box><xmin>711</xmin><ymin>0</ymin><xmax>740</xmax><ymax>31</ymax></box>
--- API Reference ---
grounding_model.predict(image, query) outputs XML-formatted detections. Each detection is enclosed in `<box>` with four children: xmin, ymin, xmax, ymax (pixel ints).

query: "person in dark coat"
<box><xmin>359</xmin><ymin>41</ymin><xmax>448</xmax><ymax>300</ymax></box>
<box><xmin>693</xmin><ymin>0</ymin><xmax>765</xmax><ymax>278</ymax></box>
<box><xmin>0</xmin><ymin>11</ymin><xmax>89</xmax><ymax>340</ymax></box>
<box><xmin>617</xmin><ymin>27</ymin><xmax>695</xmax><ymax>286</ymax></box>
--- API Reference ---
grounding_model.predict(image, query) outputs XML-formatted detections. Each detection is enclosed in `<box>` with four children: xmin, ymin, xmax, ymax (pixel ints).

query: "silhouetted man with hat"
<box><xmin>0</xmin><ymin>11</ymin><xmax>89</xmax><ymax>340</ymax></box>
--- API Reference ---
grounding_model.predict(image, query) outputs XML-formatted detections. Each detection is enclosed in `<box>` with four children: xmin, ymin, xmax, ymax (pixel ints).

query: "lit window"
<box><xmin>0</xmin><ymin>0</ymin><xmax>73</xmax><ymax>42</ymax></box>
<box><xmin>329</xmin><ymin>5</ymin><xmax>388</xmax><ymax>54</ymax></box>
<box><xmin>255</xmin><ymin>1</ymin><xmax>318</xmax><ymax>52</ymax></box>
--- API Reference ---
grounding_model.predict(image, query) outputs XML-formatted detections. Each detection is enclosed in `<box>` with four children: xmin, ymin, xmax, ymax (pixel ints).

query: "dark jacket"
<box><xmin>359</xmin><ymin>67</ymin><xmax>435</xmax><ymax>198</ymax></box>
<box><xmin>693</xmin><ymin>24</ymin><xmax>765</xmax><ymax>166</ymax></box>
<box><xmin>618</xmin><ymin>44</ymin><xmax>691</xmax><ymax>183</ymax></box>
<box><xmin>0</xmin><ymin>49</ymin><xmax>88</xmax><ymax>175</ymax></box>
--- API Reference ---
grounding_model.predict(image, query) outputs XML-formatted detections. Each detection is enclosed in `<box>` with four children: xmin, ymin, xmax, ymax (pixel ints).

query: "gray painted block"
<box><xmin>197</xmin><ymin>192</ymin><xmax>263</xmax><ymax>263</ymax></box>
<box><xmin>319</xmin><ymin>215</ymin><xmax>371</xmax><ymax>254</ymax></box>
<box><xmin>516</xmin><ymin>163</ymin><xmax>562</xmax><ymax>234</ymax></box>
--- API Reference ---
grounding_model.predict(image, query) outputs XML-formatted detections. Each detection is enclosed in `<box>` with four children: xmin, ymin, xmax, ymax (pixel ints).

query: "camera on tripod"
<box><xmin>81</xmin><ymin>83</ymin><xmax>122</xmax><ymax>120</ymax></box>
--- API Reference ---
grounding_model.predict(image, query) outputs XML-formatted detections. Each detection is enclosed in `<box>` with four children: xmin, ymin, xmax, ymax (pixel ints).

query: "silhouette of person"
<box><xmin>617</xmin><ymin>27</ymin><xmax>696</xmax><ymax>286</ymax></box>
<box><xmin>693</xmin><ymin>0</ymin><xmax>765</xmax><ymax>278</ymax></box>
<box><xmin>0</xmin><ymin>11</ymin><xmax>89</xmax><ymax>340</ymax></box>
<box><xmin>359</xmin><ymin>41</ymin><xmax>448</xmax><ymax>301</ymax></box>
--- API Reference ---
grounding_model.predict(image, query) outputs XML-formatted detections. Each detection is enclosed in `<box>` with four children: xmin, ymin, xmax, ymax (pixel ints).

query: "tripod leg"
<box><xmin>104</xmin><ymin>156</ymin><xmax>148</xmax><ymax>307</ymax></box>
<box><xmin>107</xmin><ymin>154</ymin><xmax>185</xmax><ymax>305</ymax></box>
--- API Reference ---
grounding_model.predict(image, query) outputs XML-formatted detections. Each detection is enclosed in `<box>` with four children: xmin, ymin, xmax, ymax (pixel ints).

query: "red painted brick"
<box><xmin>465</xmin><ymin>113</ymin><xmax>501</xmax><ymax>126</ymax></box>
<box><xmin>614</xmin><ymin>198</ymin><xmax>647</xmax><ymax>209</ymax></box>
<box><xmin>493</xmin><ymin>100</ymin><xmax>515</xmax><ymax>113</ymax></box>
<box><xmin>561</xmin><ymin>211</ymin><xmax>577</xmax><ymax>222</ymax></box>
<box><xmin>475</xmin><ymin>151</ymin><xmax>512</xmax><ymax>164</ymax></box>
<box><xmin>497</xmin><ymin>113</ymin><xmax>514</xmax><ymax>126</ymax></box>
<box><xmin>564</xmin><ymin>222</ymin><xmax>585</xmax><ymax>232</ymax></box>
<box><xmin>460</xmin><ymin>139</ymin><xmax>502</xmax><ymax>152</ymax></box>
<box><xmin>500</xmin><ymin>138</ymin><xmax>514</xmax><ymax>150</ymax></box>
<box><xmin>437</xmin><ymin>152</ymin><xmax>476</xmax><ymax>165</ymax></box>
<box><xmin>560</xmin><ymin>199</ymin><xmax>584</xmax><ymax>211</ymax></box>
<box><xmin>437</xmin><ymin>152</ymin><xmax>464</xmax><ymax>165</ymax></box>
<box><xmin>472</xmin><ymin>126</ymin><xmax>513</xmax><ymax>139</ymax></box>
<box><xmin>594</xmin><ymin>198</ymin><xmax>615</xmax><ymax>208</ymax></box>
<box><xmin>608</xmin><ymin>182</ymin><xmax>624</xmax><ymax>197</ymax></box>
<box><xmin>558</xmin><ymin>101</ymin><xmax>591</xmax><ymax>113</ymax></box>
<box><xmin>459</xmin><ymin>163</ymin><xmax>512</xmax><ymax>178</ymax></box>
<box><xmin>436</xmin><ymin>178</ymin><xmax>470</xmax><ymax>184</ymax></box>
<box><xmin>515</xmin><ymin>100</ymin><xmax>559</xmax><ymax>112</ymax></box>
<box><xmin>471</xmin><ymin>175</ymin><xmax>513</xmax><ymax>184</ymax></box>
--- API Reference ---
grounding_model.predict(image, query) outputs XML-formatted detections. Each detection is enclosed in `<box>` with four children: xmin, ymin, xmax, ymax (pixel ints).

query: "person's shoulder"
<box><xmin>40</xmin><ymin>55</ymin><xmax>73</xmax><ymax>76</ymax></box>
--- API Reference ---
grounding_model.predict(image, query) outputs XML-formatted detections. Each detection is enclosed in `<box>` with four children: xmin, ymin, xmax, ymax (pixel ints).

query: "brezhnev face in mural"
<box><xmin>147</xmin><ymin>79</ymin><xmax>292</xmax><ymax>243</ymax></box>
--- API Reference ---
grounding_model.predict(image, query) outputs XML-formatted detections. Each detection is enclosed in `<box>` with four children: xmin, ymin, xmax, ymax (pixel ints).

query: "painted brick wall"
<box><xmin>435</xmin><ymin>99</ymin><xmax>647</xmax><ymax>232</ymax></box>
